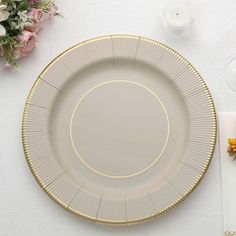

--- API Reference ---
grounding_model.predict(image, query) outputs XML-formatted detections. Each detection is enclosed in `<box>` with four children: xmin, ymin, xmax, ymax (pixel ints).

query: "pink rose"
<box><xmin>26</xmin><ymin>21</ymin><xmax>43</xmax><ymax>33</ymax></box>
<box><xmin>3</xmin><ymin>63</ymin><xmax>11</xmax><ymax>69</ymax></box>
<box><xmin>28</xmin><ymin>0</ymin><xmax>41</xmax><ymax>6</ymax></box>
<box><xmin>48</xmin><ymin>3</ymin><xmax>58</xmax><ymax>17</ymax></box>
<box><xmin>26</xmin><ymin>8</ymin><xmax>44</xmax><ymax>33</ymax></box>
<box><xmin>28</xmin><ymin>8</ymin><xmax>44</xmax><ymax>23</ymax></box>
<box><xmin>14</xmin><ymin>31</ymin><xmax>37</xmax><ymax>59</ymax></box>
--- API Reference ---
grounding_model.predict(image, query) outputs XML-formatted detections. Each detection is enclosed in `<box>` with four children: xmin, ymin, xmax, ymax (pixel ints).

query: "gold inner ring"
<box><xmin>70</xmin><ymin>80</ymin><xmax>170</xmax><ymax>179</ymax></box>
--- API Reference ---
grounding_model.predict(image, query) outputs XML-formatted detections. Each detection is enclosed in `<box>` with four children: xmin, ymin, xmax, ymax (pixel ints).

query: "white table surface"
<box><xmin>1</xmin><ymin>0</ymin><xmax>236</xmax><ymax>235</ymax></box>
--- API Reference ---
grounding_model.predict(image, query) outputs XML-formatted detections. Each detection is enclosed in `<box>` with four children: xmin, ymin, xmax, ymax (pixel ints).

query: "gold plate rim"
<box><xmin>22</xmin><ymin>34</ymin><xmax>217</xmax><ymax>226</ymax></box>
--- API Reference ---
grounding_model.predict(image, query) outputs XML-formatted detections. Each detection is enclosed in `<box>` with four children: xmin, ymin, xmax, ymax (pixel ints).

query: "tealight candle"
<box><xmin>161</xmin><ymin>0</ymin><xmax>195</xmax><ymax>31</ymax></box>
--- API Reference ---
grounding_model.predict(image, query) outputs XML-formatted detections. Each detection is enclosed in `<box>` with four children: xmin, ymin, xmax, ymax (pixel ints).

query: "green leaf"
<box><xmin>17</xmin><ymin>0</ymin><xmax>29</xmax><ymax>11</ymax></box>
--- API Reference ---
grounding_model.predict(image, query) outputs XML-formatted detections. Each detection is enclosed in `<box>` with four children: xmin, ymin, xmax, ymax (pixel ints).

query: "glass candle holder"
<box><xmin>226</xmin><ymin>59</ymin><xmax>236</xmax><ymax>91</ymax></box>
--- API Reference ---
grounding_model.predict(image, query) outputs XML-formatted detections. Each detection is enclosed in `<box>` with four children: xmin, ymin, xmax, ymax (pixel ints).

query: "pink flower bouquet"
<box><xmin>0</xmin><ymin>0</ymin><xmax>60</xmax><ymax>67</ymax></box>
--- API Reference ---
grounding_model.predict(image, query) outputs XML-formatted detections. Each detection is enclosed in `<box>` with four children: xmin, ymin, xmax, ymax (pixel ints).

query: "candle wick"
<box><xmin>176</xmin><ymin>12</ymin><xmax>179</xmax><ymax>15</ymax></box>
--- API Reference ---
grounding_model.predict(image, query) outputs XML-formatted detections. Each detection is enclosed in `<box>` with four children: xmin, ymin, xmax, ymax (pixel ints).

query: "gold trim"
<box><xmin>70</xmin><ymin>80</ymin><xmax>170</xmax><ymax>179</ymax></box>
<box><xmin>225</xmin><ymin>232</ymin><xmax>236</xmax><ymax>236</ymax></box>
<box><xmin>22</xmin><ymin>34</ymin><xmax>217</xmax><ymax>226</ymax></box>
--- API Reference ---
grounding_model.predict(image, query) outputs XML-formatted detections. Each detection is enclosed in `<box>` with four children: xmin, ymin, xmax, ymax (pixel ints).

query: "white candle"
<box><xmin>161</xmin><ymin>0</ymin><xmax>195</xmax><ymax>30</ymax></box>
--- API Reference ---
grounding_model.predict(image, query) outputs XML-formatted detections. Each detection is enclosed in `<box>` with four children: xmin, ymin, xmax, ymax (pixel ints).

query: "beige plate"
<box><xmin>22</xmin><ymin>35</ymin><xmax>217</xmax><ymax>225</ymax></box>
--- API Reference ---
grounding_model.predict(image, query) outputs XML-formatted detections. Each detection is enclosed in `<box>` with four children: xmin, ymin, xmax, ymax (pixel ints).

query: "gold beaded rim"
<box><xmin>225</xmin><ymin>232</ymin><xmax>236</xmax><ymax>236</ymax></box>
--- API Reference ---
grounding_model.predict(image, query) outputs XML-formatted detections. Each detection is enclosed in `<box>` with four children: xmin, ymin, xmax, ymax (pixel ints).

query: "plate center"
<box><xmin>70</xmin><ymin>80</ymin><xmax>169</xmax><ymax>178</ymax></box>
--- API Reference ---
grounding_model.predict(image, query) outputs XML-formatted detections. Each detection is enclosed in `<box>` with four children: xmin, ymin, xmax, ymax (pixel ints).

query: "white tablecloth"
<box><xmin>1</xmin><ymin>0</ymin><xmax>236</xmax><ymax>235</ymax></box>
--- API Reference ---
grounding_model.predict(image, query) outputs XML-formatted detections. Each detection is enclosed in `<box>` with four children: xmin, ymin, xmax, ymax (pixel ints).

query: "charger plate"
<box><xmin>22</xmin><ymin>35</ymin><xmax>217</xmax><ymax>225</ymax></box>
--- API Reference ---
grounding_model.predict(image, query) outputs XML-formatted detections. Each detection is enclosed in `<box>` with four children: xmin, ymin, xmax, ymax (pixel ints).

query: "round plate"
<box><xmin>22</xmin><ymin>35</ymin><xmax>217</xmax><ymax>225</ymax></box>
